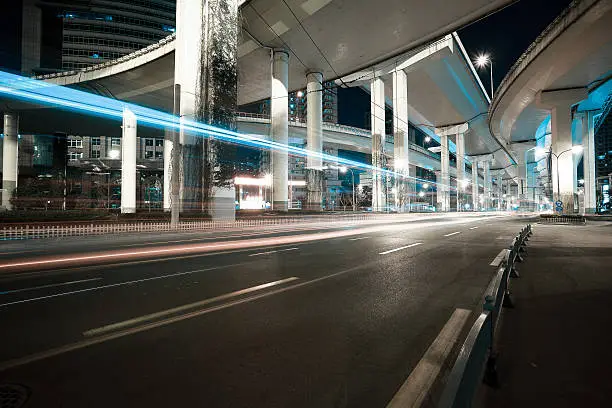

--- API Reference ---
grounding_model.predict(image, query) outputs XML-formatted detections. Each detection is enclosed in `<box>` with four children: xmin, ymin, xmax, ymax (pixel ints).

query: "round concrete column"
<box><xmin>306</xmin><ymin>71</ymin><xmax>323</xmax><ymax>211</ymax></box>
<box><xmin>2</xmin><ymin>113</ymin><xmax>18</xmax><ymax>210</ymax></box>
<box><xmin>121</xmin><ymin>108</ymin><xmax>137</xmax><ymax>213</ymax></box>
<box><xmin>271</xmin><ymin>50</ymin><xmax>289</xmax><ymax>211</ymax></box>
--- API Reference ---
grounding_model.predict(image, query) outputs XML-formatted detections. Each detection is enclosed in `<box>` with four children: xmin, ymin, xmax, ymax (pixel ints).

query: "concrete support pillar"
<box><xmin>371</xmin><ymin>76</ymin><xmax>386</xmax><ymax>211</ymax></box>
<box><xmin>483</xmin><ymin>160</ymin><xmax>491</xmax><ymax>211</ymax></box>
<box><xmin>537</xmin><ymin>88</ymin><xmax>587</xmax><ymax>214</ymax></box>
<box><xmin>455</xmin><ymin>132</ymin><xmax>465</xmax><ymax>211</ymax></box>
<box><xmin>582</xmin><ymin>111</ymin><xmax>596</xmax><ymax>213</ymax></box>
<box><xmin>471</xmin><ymin>160</ymin><xmax>479</xmax><ymax>211</ymax></box>
<box><xmin>439</xmin><ymin>134</ymin><xmax>450</xmax><ymax>211</ymax></box>
<box><xmin>2</xmin><ymin>113</ymin><xmax>19</xmax><ymax>210</ymax></box>
<box><xmin>506</xmin><ymin>179</ymin><xmax>512</xmax><ymax>211</ymax></box>
<box><xmin>435</xmin><ymin>170</ymin><xmax>443</xmax><ymax>211</ymax></box>
<box><xmin>174</xmin><ymin>0</ymin><xmax>238</xmax><ymax>217</ymax></box>
<box><xmin>306</xmin><ymin>71</ymin><xmax>323</xmax><ymax>211</ymax></box>
<box><xmin>163</xmin><ymin>128</ymin><xmax>173</xmax><ymax>211</ymax></box>
<box><xmin>393</xmin><ymin>69</ymin><xmax>409</xmax><ymax>212</ymax></box>
<box><xmin>496</xmin><ymin>175</ymin><xmax>503</xmax><ymax>211</ymax></box>
<box><xmin>271</xmin><ymin>50</ymin><xmax>289</xmax><ymax>211</ymax></box>
<box><xmin>121</xmin><ymin>108</ymin><xmax>137</xmax><ymax>214</ymax></box>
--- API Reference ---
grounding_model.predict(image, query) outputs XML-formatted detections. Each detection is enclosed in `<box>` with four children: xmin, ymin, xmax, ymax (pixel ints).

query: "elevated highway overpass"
<box><xmin>2</xmin><ymin>0</ymin><xmax>515</xmax><ymax>214</ymax></box>
<box><xmin>488</xmin><ymin>0</ymin><xmax>612</xmax><ymax>213</ymax></box>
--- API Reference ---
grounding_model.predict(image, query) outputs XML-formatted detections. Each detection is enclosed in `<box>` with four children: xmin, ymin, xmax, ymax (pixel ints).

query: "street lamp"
<box><xmin>548</xmin><ymin>145</ymin><xmax>583</xmax><ymax>205</ymax></box>
<box><xmin>475</xmin><ymin>53</ymin><xmax>493</xmax><ymax>100</ymax></box>
<box><xmin>339</xmin><ymin>166</ymin><xmax>356</xmax><ymax>212</ymax></box>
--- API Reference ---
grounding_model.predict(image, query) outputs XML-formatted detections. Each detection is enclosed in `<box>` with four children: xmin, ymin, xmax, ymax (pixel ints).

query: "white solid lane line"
<box><xmin>379</xmin><ymin>242</ymin><xmax>423</xmax><ymax>255</ymax></box>
<box><xmin>444</xmin><ymin>231</ymin><xmax>461</xmax><ymax>237</ymax></box>
<box><xmin>248</xmin><ymin>247</ymin><xmax>299</xmax><ymax>257</ymax></box>
<box><xmin>469</xmin><ymin>226</ymin><xmax>479</xmax><ymax>230</ymax></box>
<box><xmin>387</xmin><ymin>308</ymin><xmax>471</xmax><ymax>408</ymax></box>
<box><xmin>0</xmin><ymin>263</ymin><xmax>367</xmax><ymax>372</ymax></box>
<box><xmin>0</xmin><ymin>263</ymin><xmax>247</xmax><ymax>308</ymax></box>
<box><xmin>349</xmin><ymin>236</ymin><xmax>370</xmax><ymax>241</ymax></box>
<box><xmin>83</xmin><ymin>277</ymin><xmax>299</xmax><ymax>337</ymax></box>
<box><xmin>0</xmin><ymin>277</ymin><xmax>103</xmax><ymax>295</ymax></box>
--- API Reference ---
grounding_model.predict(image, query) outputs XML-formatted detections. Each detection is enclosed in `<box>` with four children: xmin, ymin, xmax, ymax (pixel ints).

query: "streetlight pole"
<box><xmin>547</xmin><ymin>145</ymin><xmax>583</xmax><ymax>207</ymax></box>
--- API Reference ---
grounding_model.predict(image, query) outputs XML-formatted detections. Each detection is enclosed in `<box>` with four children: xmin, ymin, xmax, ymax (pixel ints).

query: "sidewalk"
<box><xmin>480</xmin><ymin>222</ymin><xmax>612</xmax><ymax>407</ymax></box>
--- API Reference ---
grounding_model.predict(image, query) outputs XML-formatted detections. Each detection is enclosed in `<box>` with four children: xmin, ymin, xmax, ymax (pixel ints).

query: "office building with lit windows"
<box><xmin>18</xmin><ymin>0</ymin><xmax>176</xmax><ymax>73</ymax></box>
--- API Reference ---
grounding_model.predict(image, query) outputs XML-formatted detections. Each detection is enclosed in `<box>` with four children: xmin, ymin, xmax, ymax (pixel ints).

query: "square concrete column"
<box><xmin>271</xmin><ymin>50</ymin><xmax>290</xmax><ymax>211</ymax></box>
<box><xmin>371</xmin><ymin>76</ymin><xmax>386</xmax><ymax>212</ymax></box>
<box><xmin>121</xmin><ymin>108</ymin><xmax>137</xmax><ymax>214</ymax></box>
<box><xmin>2</xmin><ymin>113</ymin><xmax>19</xmax><ymax>210</ymax></box>
<box><xmin>483</xmin><ymin>160</ymin><xmax>491</xmax><ymax>211</ymax></box>
<box><xmin>306</xmin><ymin>71</ymin><xmax>323</xmax><ymax>211</ymax></box>
<box><xmin>439</xmin><ymin>134</ymin><xmax>450</xmax><ymax>212</ymax></box>
<box><xmin>393</xmin><ymin>69</ymin><xmax>409</xmax><ymax>212</ymax></box>
<box><xmin>581</xmin><ymin>111</ymin><xmax>596</xmax><ymax>213</ymax></box>
<box><xmin>471</xmin><ymin>160</ymin><xmax>479</xmax><ymax>211</ymax></box>
<box><xmin>537</xmin><ymin>88</ymin><xmax>587</xmax><ymax>213</ymax></box>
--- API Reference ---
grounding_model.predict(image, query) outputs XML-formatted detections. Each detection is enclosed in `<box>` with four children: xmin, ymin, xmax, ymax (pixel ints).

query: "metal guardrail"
<box><xmin>438</xmin><ymin>224</ymin><xmax>533</xmax><ymax>408</ymax></box>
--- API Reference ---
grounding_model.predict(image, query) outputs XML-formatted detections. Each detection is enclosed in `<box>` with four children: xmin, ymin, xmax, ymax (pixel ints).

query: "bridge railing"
<box><xmin>438</xmin><ymin>224</ymin><xmax>532</xmax><ymax>407</ymax></box>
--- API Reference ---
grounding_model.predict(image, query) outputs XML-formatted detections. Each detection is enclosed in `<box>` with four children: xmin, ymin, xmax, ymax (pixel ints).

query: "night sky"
<box><xmin>338</xmin><ymin>0</ymin><xmax>574</xmax><ymax>128</ymax></box>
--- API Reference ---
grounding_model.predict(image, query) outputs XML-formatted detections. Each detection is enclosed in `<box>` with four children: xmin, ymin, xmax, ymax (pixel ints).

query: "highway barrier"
<box><xmin>539</xmin><ymin>214</ymin><xmax>586</xmax><ymax>224</ymax></box>
<box><xmin>438</xmin><ymin>224</ymin><xmax>532</xmax><ymax>408</ymax></box>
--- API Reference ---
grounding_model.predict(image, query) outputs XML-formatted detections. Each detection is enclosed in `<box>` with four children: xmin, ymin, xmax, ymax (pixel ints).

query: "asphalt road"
<box><xmin>0</xmin><ymin>213</ymin><xmax>530</xmax><ymax>407</ymax></box>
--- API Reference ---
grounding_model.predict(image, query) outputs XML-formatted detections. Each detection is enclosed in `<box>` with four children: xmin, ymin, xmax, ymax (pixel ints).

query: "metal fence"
<box><xmin>438</xmin><ymin>224</ymin><xmax>532</xmax><ymax>408</ymax></box>
<box><xmin>539</xmin><ymin>214</ymin><xmax>586</xmax><ymax>224</ymax></box>
<box><xmin>0</xmin><ymin>213</ymin><xmax>406</xmax><ymax>241</ymax></box>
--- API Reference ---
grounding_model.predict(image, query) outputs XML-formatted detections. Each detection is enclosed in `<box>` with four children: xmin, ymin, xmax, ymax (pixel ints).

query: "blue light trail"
<box><xmin>0</xmin><ymin>70</ymin><xmax>455</xmax><ymax>191</ymax></box>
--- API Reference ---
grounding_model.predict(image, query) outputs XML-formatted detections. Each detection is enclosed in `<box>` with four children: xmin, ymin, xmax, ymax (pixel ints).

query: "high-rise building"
<box><xmin>19</xmin><ymin>0</ymin><xmax>176</xmax><ymax>73</ymax></box>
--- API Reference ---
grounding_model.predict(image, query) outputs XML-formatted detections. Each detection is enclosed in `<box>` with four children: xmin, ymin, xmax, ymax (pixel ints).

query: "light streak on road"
<box><xmin>0</xmin><ymin>215</ymin><xmax>495</xmax><ymax>273</ymax></box>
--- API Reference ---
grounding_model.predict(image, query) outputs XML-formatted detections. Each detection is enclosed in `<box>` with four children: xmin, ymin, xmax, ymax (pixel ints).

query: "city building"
<box><xmin>19</xmin><ymin>0</ymin><xmax>176</xmax><ymax>73</ymax></box>
<box><xmin>255</xmin><ymin>81</ymin><xmax>338</xmax><ymax>124</ymax></box>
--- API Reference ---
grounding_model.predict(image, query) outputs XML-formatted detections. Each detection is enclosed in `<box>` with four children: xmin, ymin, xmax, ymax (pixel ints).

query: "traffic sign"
<box><xmin>555</xmin><ymin>200</ymin><xmax>563</xmax><ymax>207</ymax></box>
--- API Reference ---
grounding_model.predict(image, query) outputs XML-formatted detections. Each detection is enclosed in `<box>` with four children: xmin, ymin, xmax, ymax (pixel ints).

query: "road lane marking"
<box><xmin>469</xmin><ymin>226</ymin><xmax>479</xmax><ymax>230</ymax></box>
<box><xmin>490</xmin><ymin>249</ymin><xmax>509</xmax><ymax>266</ymax></box>
<box><xmin>248</xmin><ymin>247</ymin><xmax>299</xmax><ymax>257</ymax></box>
<box><xmin>83</xmin><ymin>277</ymin><xmax>299</xmax><ymax>337</ymax></box>
<box><xmin>0</xmin><ymin>263</ymin><xmax>248</xmax><ymax>308</ymax></box>
<box><xmin>444</xmin><ymin>231</ymin><xmax>461</xmax><ymax>237</ymax></box>
<box><xmin>349</xmin><ymin>236</ymin><xmax>370</xmax><ymax>241</ymax></box>
<box><xmin>387</xmin><ymin>308</ymin><xmax>471</xmax><ymax>408</ymax></box>
<box><xmin>1</xmin><ymin>215</ymin><xmax>508</xmax><ymax>273</ymax></box>
<box><xmin>0</xmin><ymin>278</ymin><xmax>102</xmax><ymax>295</ymax></box>
<box><xmin>0</xmin><ymin>263</ymin><xmax>368</xmax><ymax>371</ymax></box>
<box><xmin>379</xmin><ymin>242</ymin><xmax>422</xmax><ymax>255</ymax></box>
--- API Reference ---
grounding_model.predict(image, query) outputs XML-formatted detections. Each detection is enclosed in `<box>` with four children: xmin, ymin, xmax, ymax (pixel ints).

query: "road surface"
<box><xmin>0</xmin><ymin>213</ymin><xmax>529</xmax><ymax>407</ymax></box>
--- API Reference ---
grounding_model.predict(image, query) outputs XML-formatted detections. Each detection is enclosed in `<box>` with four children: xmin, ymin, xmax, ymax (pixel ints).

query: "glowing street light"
<box><xmin>474</xmin><ymin>53</ymin><xmax>493</xmax><ymax>100</ymax></box>
<box><xmin>424</xmin><ymin>136</ymin><xmax>431</xmax><ymax>143</ymax></box>
<box><xmin>418</xmin><ymin>191</ymin><xmax>425</xmax><ymax>198</ymax></box>
<box><xmin>296</xmin><ymin>90</ymin><xmax>304</xmax><ymax>98</ymax></box>
<box><xmin>422</xmin><ymin>183</ymin><xmax>429</xmax><ymax>189</ymax></box>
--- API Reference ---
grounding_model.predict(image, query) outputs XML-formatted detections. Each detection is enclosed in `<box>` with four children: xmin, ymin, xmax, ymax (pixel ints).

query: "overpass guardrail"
<box><xmin>438</xmin><ymin>224</ymin><xmax>533</xmax><ymax>408</ymax></box>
